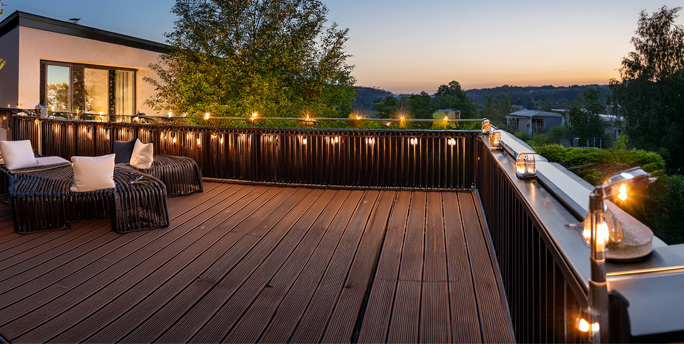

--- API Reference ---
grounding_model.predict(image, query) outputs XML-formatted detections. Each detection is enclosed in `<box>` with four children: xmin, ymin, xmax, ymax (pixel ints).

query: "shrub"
<box><xmin>640</xmin><ymin>175</ymin><xmax>684</xmax><ymax>244</ymax></box>
<box><xmin>514</xmin><ymin>131</ymin><xmax>529</xmax><ymax>141</ymax></box>
<box><xmin>577</xmin><ymin>169</ymin><xmax>604</xmax><ymax>185</ymax></box>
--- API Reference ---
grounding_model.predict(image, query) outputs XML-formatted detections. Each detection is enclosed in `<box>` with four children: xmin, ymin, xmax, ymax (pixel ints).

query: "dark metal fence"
<box><xmin>476</xmin><ymin>138</ymin><xmax>588</xmax><ymax>343</ymax></box>
<box><xmin>11</xmin><ymin>115</ymin><xmax>478</xmax><ymax>189</ymax></box>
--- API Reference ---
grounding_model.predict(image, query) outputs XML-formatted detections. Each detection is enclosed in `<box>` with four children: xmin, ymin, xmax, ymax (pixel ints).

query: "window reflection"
<box><xmin>85</xmin><ymin>68</ymin><xmax>109</xmax><ymax>114</ymax></box>
<box><xmin>47</xmin><ymin>65</ymin><xmax>70</xmax><ymax>112</ymax></box>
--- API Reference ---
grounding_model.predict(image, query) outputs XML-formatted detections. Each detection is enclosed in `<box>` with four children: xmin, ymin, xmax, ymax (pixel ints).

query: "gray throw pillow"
<box><xmin>113</xmin><ymin>139</ymin><xmax>136</xmax><ymax>164</ymax></box>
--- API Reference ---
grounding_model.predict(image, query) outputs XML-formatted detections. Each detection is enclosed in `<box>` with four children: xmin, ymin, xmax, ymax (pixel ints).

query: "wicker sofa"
<box><xmin>118</xmin><ymin>154</ymin><xmax>203</xmax><ymax>197</ymax></box>
<box><xmin>2</xmin><ymin>162</ymin><xmax>169</xmax><ymax>234</ymax></box>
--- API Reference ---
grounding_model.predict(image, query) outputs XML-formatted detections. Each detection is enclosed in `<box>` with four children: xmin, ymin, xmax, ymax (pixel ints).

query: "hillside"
<box><xmin>352</xmin><ymin>86</ymin><xmax>394</xmax><ymax>110</ymax></box>
<box><xmin>465</xmin><ymin>84</ymin><xmax>611</xmax><ymax>110</ymax></box>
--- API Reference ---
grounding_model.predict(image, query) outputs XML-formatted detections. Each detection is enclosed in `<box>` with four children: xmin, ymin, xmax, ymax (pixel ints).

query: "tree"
<box><xmin>145</xmin><ymin>0</ymin><xmax>356</xmax><ymax>118</ymax></box>
<box><xmin>408</xmin><ymin>91</ymin><xmax>433</xmax><ymax>119</ymax></box>
<box><xmin>611</xmin><ymin>6</ymin><xmax>684</xmax><ymax>171</ymax></box>
<box><xmin>480</xmin><ymin>95</ymin><xmax>511</xmax><ymax>127</ymax></box>
<box><xmin>0</xmin><ymin>1</ymin><xmax>7</xmax><ymax>70</ymax></box>
<box><xmin>568</xmin><ymin>89</ymin><xmax>606</xmax><ymax>144</ymax></box>
<box><xmin>372</xmin><ymin>95</ymin><xmax>398</xmax><ymax>118</ymax></box>
<box><xmin>433</xmin><ymin>81</ymin><xmax>477</xmax><ymax>118</ymax></box>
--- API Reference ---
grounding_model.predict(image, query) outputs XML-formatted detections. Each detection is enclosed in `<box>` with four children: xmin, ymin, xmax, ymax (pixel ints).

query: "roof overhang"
<box><xmin>0</xmin><ymin>11</ymin><xmax>169</xmax><ymax>53</ymax></box>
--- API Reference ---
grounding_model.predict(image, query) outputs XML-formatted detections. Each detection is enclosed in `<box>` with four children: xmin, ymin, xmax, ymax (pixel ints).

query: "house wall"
<box><xmin>0</xmin><ymin>27</ymin><xmax>20</xmax><ymax>108</ymax></box>
<box><xmin>16</xmin><ymin>26</ymin><xmax>162</xmax><ymax>115</ymax></box>
<box><xmin>543</xmin><ymin>117</ymin><xmax>562</xmax><ymax>132</ymax></box>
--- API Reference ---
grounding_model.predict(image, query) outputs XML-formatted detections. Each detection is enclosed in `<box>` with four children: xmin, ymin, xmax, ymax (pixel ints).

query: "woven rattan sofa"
<box><xmin>1</xmin><ymin>162</ymin><xmax>169</xmax><ymax>234</ymax></box>
<box><xmin>118</xmin><ymin>155</ymin><xmax>203</xmax><ymax>197</ymax></box>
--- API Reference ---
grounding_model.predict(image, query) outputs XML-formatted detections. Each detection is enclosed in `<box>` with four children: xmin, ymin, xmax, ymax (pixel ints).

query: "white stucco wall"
<box><xmin>0</xmin><ymin>27</ymin><xmax>20</xmax><ymax>108</ymax></box>
<box><xmin>16</xmin><ymin>26</ymin><xmax>162</xmax><ymax>115</ymax></box>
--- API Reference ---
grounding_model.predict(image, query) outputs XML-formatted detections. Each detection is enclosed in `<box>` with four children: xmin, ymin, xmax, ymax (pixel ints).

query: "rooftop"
<box><xmin>0</xmin><ymin>11</ymin><xmax>168</xmax><ymax>53</ymax></box>
<box><xmin>506</xmin><ymin>109</ymin><xmax>564</xmax><ymax>118</ymax></box>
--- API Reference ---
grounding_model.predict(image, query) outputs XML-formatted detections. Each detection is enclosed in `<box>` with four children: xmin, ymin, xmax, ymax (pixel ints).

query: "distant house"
<box><xmin>434</xmin><ymin>109</ymin><xmax>460</xmax><ymax>119</ymax></box>
<box><xmin>0</xmin><ymin>11</ymin><xmax>167</xmax><ymax>117</ymax></box>
<box><xmin>599</xmin><ymin>114</ymin><xmax>625</xmax><ymax>140</ymax></box>
<box><xmin>506</xmin><ymin>109</ymin><xmax>563</xmax><ymax>135</ymax></box>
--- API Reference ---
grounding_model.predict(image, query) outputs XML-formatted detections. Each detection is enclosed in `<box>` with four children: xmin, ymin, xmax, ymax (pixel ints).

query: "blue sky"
<box><xmin>3</xmin><ymin>0</ymin><xmax>682</xmax><ymax>93</ymax></box>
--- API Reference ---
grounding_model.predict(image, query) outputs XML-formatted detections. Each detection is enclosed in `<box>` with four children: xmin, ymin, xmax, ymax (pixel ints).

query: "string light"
<box><xmin>410</xmin><ymin>137</ymin><xmax>418</xmax><ymax>145</ymax></box>
<box><xmin>367</xmin><ymin>137</ymin><xmax>375</xmax><ymax>144</ymax></box>
<box><xmin>447</xmin><ymin>138</ymin><xmax>457</xmax><ymax>146</ymax></box>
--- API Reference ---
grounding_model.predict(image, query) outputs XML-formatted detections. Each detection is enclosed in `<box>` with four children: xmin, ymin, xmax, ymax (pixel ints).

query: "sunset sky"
<box><xmin>4</xmin><ymin>0</ymin><xmax>683</xmax><ymax>93</ymax></box>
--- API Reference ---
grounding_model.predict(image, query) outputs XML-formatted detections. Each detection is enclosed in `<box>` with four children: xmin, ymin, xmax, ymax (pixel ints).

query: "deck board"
<box><xmin>0</xmin><ymin>182</ymin><xmax>514</xmax><ymax>343</ymax></box>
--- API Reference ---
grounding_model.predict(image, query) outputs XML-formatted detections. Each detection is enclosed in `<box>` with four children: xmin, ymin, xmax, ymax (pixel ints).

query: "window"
<box><xmin>42</xmin><ymin>61</ymin><xmax>136</xmax><ymax>117</ymax></box>
<box><xmin>46</xmin><ymin>64</ymin><xmax>71</xmax><ymax>112</ymax></box>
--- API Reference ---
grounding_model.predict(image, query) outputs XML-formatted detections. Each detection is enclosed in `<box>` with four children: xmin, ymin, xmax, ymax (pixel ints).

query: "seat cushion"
<box><xmin>130</xmin><ymin>139</ymin><xmax>154</xmax><ymax>169</ymax></box>
<box><xmin>113</xmin><ymin>139</ymin><xmax>136</xmax><ymax>164</ymax></box>
<box><xmin>70</xmin><ymin>154</ymin><xmax>116</xmax><ymax>192</ymax></box>
<box><xmin>0</xmin><ymin>140</ymin><xmax>38</xmax><ymax>170</ymax></box>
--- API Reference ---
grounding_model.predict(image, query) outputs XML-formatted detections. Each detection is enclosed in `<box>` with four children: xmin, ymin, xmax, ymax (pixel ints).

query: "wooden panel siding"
<box><xmin>0</xmin><ymin>182</ymin><xmax>513</xmax><ymax>343</ymax></box>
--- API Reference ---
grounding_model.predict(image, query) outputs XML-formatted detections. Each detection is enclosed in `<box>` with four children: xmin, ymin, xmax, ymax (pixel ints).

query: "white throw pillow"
<box><xmin>70</xmin><ymin>154</ymin><xmax>116</xmax><ymax>193</ymax></box>
<box><xmin>0</xmin><ymin>140</ymin><xmax>38</xmax><ymax>170</ymax></box>
<box><xmin>130</xmin><ymin>139</ymin><xmax>154</xmax><ymax>169</ymax></box>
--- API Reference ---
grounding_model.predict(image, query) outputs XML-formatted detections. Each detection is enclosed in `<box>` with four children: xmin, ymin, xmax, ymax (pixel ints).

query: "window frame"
<box><xmin>40</xmin><ymin>60</ymin><xmax>137</xmax><ymax>115</ymax></box>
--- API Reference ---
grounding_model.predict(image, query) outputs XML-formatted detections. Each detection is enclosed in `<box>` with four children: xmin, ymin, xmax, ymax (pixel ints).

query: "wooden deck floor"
<box><xmin>0</xmin><ymin>182</ymin><xmax>514</xmax><ymax>343</ymax></box>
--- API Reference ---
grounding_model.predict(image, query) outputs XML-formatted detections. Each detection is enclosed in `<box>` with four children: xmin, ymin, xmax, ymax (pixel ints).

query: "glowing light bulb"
<box><xmin>443</xmin><ymin>116</ymin><xmax>449</xmax><ymax>121</ymax></box>
<box><xmin>583</xmin><ymin>228</ymin><xmax>591</xmax><ymax>243</ymax></box>
<box><xmin>618</xmin><ymin>184</ymin><xmax>627</xmax><ymax>201</ymax></box>
<box><xmin>333</xmin><ymin>136</ymin><xmax>339</xmax><ymax>143</ymax></box>
<box><xmin>168</xmin><ymin>112</ymin><xmax>173</xmax><ymax>118</ymax></box>
<box><xmin>220</xmin><ymin>137</ymin><xmax>224</xmax><ymax>144</ymax></box>
<box><xmin>302</xmin><ymin>137</ymin><xmax>307</xmax><ymax>145</ymax></box>
<box><xmin>578</xmin><ymin>318</ymin><xmax>590</xmax><ymax>333</ymax></box>
<box><xmin>367</xmin><ymin>137</ymin><xmax>375</xmax><ymax>144</ymax></box>
<box><xmin>252</xmin><ymin>111</ymin><xmax>258</xmax><ymax>118</ymax></box>
<box><xmin>597</xmin><ymin>222</ymin><xmax>609</xmax><ymax>245</ymax></box>
<box><xmin>173</xmin><ymin>136</ymin><xmax>177</xmax><ymax>144</ymax></box>
<box><xmin>197</xmin><ymin>137</ymin><xmax>201</xmax><ymax>145</ymax></box>
<box><xmin>410</xmin><ymin>138</ymin><xmax>418</xmax><ymax>145</ymax></box>
<box><xmin>448</xmin><ymin>138</ymin><xmax>456</xmax><ymax>146</ymax></box>
<box><xmin>204</xmin><ymin>113</ymin><xmax>210</xmax><ymax>120</ymax></box>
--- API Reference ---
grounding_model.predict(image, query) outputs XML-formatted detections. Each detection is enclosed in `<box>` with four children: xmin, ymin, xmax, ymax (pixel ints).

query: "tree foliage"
<box><xmin>145</xmin><ymin>0</ymin><xmax>356</xmax><ymax>118</ymax></box>
<box><xmin>567</xmin><ymin>89</ymin><xmax>606</xmax><ymax>143</ymax></box>
<box><xmin>611</xmin><ymin>6</ymin><xmax>684</xmax><ymax>172</ymax></box>
<box><xmin>433</xmin><ymin>81</ymin><xmax>476</xmax><ymax>118</ymax></box>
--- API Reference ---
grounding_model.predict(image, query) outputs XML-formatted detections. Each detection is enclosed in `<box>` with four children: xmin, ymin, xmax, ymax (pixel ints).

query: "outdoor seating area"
<box><xmin>0</xmin><ymin>182</ymin><xmax>513</xmax><ymax>343</ymax></box>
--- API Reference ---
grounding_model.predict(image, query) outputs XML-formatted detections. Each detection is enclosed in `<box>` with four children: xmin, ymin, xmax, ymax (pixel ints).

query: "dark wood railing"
<box><xmin>11</xmin><ymin>115</ymin><xmax>479</xmax><ymax>189</ymax></box>
<box><xmin>476</xmin><ymin>138</ymin><xmax>589</xmax><ymax>343</ymax></box>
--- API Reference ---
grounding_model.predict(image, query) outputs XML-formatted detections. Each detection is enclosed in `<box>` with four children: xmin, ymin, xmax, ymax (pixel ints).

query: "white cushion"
<box><xmin>130</xmin><ymin>139</ymin><xmax>154</xmax><ymax>169</ymax></box>
<box><xmin>70</xmin><ymin>154</ymin><xmax>116</xmax><ymax>193</ymax></box>
<box><xmin>36</xmin><ymin>156</ymin><xmax>70</xmax><ymax>166</ymax></box>
<box><xmin>0</xmin><ymin>140</ymin><xmax>38</xmax><ymax>170</ymax></box>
